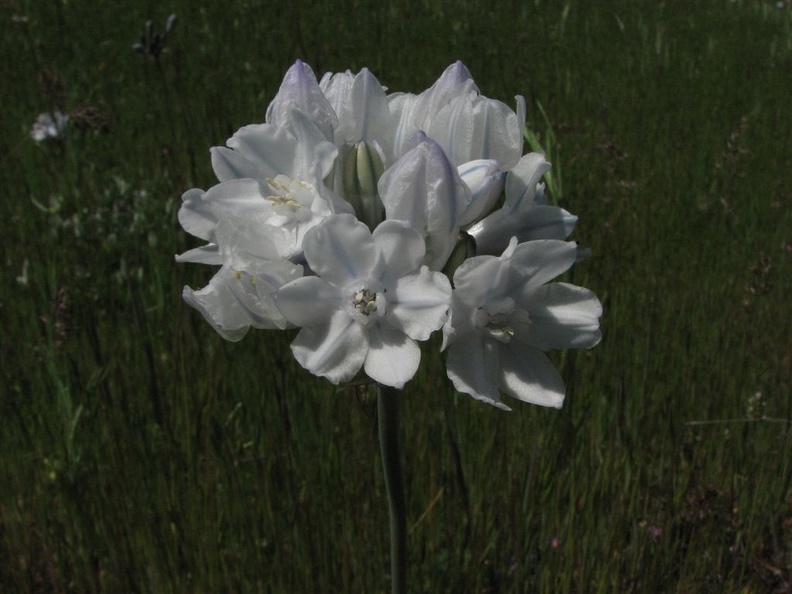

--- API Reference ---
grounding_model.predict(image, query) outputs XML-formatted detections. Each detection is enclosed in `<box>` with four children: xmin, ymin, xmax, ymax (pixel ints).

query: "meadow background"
<box><xmin>2</xmin><ymin>0</ymin><xmax>791</xmax><ymax>592</ymax></box>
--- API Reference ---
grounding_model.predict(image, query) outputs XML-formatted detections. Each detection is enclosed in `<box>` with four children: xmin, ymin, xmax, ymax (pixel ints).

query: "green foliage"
<box><xmin>2</xmin><ymin>0</ymin><xmax>791</xmax><ymax>592</ymax></box>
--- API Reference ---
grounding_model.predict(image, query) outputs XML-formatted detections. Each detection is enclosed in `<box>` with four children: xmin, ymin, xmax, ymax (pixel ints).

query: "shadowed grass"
<box><xmin>1</xmin><ymin>0</ymin><xmax>791</xmax><ymax>592</ymax></box>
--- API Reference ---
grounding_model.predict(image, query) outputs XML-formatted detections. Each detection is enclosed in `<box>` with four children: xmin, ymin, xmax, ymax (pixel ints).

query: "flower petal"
<box><xmin>509</xmin><ymin>240</ymin><xmax>578</xmax><ymax>294</ymax></box>
<box><xmin>288</xmin><ymin>109</ymin><xmax>341</xmax><ymax>182</ymax></box>
<box><xmin>371</xmin><ymin>220</ymin><xmax>426</xmax><ymax>284</ymax></box>
<box><xmin>302</xmin><ymin>214</ymin><xmax>382</xmax><ymax>288</ymax></box>
<box><xmin>277</xmin><ymin>276</ymin><xmax>343</xmax><ymax>327</ymax></box>
<box><xmin>497</xmin><ymin>345</ymin><xmax>565</xmax><ymax>408</ymax></box>
<box><xmin>183</xmin><ymin>277</ymin><xmax>250</xmax><ymax>342</ymax></box>
<box><xmin>215</xmin><ymin>217</ymin><xmax>282</xmax><ymax>268</ymax></box>
<box><xmin>364</xmin><ymin>324</ymin><xmax>420</xmax><ymax>388</ymax></box>
<box><xmin>446</xmin><ymin>334</ymin><xmax>509</xmax><ymax>410</ymax></box>
<box><xmin>441</xmin><ymin>292</ymin><xmax>476</xmax><ymax>350</ymax></box>
<box><xmin>516</xmin><ymin>282</ymin><xmax>602</xmax><ymax>350</ymax></box>
<box><xmin>183</xmin><ymin>264</ymin><xmax>297</xmax><ymax>340</ymax></box>
<box><xmin>379</xmin><ymin>137</ymin><xmax>470</xmax><ymax>270</ymax></box>
<box><xmin>194</xmin><ymin>179</ymin><xmax>270</xmax><ymax>237</ymax></box>
<box><xmin>418</xmin><ymin>61</ymin><xmax>477</xmax><ymax>117</ymax></box>
<box><xmin>212</xmin><ymin>124</ymin><xmax>298</xmax><ymax>182</ymax></box>
<box><xmin>427</xmin><ymin>93</ymin><xmax>525</xmax><ymax>169</ymax></box>
<box><xmin>451</xmin><ymin>253</ymin><xmax>511</xmax><ymax>309</ymax></box>
<box><xmin>319</xmin><ymin>70</ymin><xmax>354</xmax><ymax>112</ymax></box>
<box><xmin>328</xmin><ymin>68</ymin><xmax>391</xmax><ymax>152</ymax></box>
<box><xmin>290</xmin><ymin>311</ymin><xmax>368</xmax><ymax>384</ymax></box>
<box><xmin>265</xmin><ymin>60</ymin><xmax>338</xmax><ymax>140</ymax></box>
<box><xmin>387</xmin><ymin>266</ymin><xmax>451</xmax><ymax>341</ymax></box>
<box><xmin>468</xmin><ymin>205</ymin><xmax>577</xmax><ymax>256</ymax></box>
<box><xmin>503</xmin><ymin>153</ymin><xmax>552</xmax><ymax>211</ymax></box>
<box><xmin>457</xmin><ymin>159</ymin><xmax>505</xmax><ymax>227</ymax></box>
<box><xmin>178</xmin><ymin>188</ymin><xmax>216</xmax><ymax>241</ymax></box>
<box><xmin>175</xmin><ymin>244</ymin><xmax>222</xmax><ymax>265</ymax></box>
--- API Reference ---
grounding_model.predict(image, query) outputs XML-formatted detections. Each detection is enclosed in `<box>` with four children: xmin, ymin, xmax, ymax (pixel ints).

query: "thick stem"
<box><xmin>378</xmin><ymin>385</ymin><xmax>407</xmax><ymax>594</ymax></box>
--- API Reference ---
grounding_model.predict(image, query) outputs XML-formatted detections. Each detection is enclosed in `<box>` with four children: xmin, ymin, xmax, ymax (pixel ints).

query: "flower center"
<box><xmin>347</xmin><ymin>284</ymin><xmax>387</xmax><ymax>325</ymax></box>
<box><xmin>264</xmin><ymin>175</ymin><xmax>315</xmax><ymax>222</ymax></box>
<box><xmin>474</xmin><ymin>303</ymin><xmax>530</xmax><ymax>344</ymax></box>
<box><xmin>482</xmin><ymin>312</ymin><xmax>515</xmax><ymax>343</ymax></box>
<box><xmin>353</xmin><ymin>288</ymin><xmax>379</xmax><ymax>315</ymax></box>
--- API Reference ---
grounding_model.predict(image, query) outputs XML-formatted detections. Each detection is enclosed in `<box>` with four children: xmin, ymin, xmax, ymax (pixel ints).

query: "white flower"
<box><xmin>276</xmin><ymin>214</ymin><xmax>451</xmax><ymax>388</ymax></box>
<box><xmin>388</xmin><ymin>61</ymin><xmax>526</xmax><ymax>169</ymax></box>
<box><xmin>387</xmin><ymin>61</ymin><xmax>476</xmax><ymax>159</ymax></box>
<box><xmin>318</xmin><ymin>67</ymin><xmax>393</xmax><ymax>227</ymax></box>
<box><xmin>183</xmin><ymin>259</ymin><xmax>303</xmax><ymax>340</ymax></box>
<box><xmin>177</xmin><ymin>109</ymin><xmax>351</xmax><ymax>263</ymax></box>
<box><xmin>467</xmin><ymin>153</ymin><xmax>578</xmax><ymax>255</ymax></box>
<box><xmin>180</xmin><ymin>220</ymin><xmax>304</xmax><ymax>339</ymax></box>
<box><xmin>443</xmin><ymin>238</ymin><xmax>601</xmax><ymax>410</ymax></box>
<box><xmin>423</xmin><ymin>85</ymin><xmax>526</xmax><ymax>171</ymax></box>
<box><xmin>378</xmin><ymin>134</ymin><xmax>472</xmax><ymax>271</ymax></box>
<box><xmin>30</xmin><ymin>111</ymin><xmax>69</xmax><ymax>142</ymax></box>
<box><xmin>182</xmin><ymin>61</ymin><xmax>532</xmax><ymax>252</ymax></box>
<box><xmin>176</xmin><ymin>60</ymin><xmax>602</xmax><ymax>402</ymax></box>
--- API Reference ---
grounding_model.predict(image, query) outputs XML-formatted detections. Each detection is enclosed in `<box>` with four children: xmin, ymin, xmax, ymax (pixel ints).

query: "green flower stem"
<box><xmin>378</xmin><ymin>384</ymin><xmax>407</xmax><ymax>594</ymax></box>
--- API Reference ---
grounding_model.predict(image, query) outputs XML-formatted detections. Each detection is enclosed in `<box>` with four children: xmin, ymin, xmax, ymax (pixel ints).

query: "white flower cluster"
<box><xmin>177</xmin><ymin>61</ymin><xmax>601</xmax><ymax>409</ymax></box>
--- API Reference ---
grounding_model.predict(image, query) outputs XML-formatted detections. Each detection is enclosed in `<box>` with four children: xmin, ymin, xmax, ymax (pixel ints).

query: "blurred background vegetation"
<box><xmin>1</xmin><ymin>0</ymin><xmax>791</xmax><ymax>592</ymax></box>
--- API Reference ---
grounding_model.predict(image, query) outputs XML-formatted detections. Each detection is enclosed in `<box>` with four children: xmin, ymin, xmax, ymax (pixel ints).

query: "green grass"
<box><xmin>2</xmin><ymin>0</ymin><xmax>791</xmax><ymax>592</ymax></box>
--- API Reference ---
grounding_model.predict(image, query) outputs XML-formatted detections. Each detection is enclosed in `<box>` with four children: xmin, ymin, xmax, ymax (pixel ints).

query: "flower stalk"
<box><xmin>175</xmin><ymin>59</ymin><xmax>604</xmax><ymax>592</ymax></box>
<box><xmin>378</xmin><ymin>384</ymin><xmax>407</xmax><ymax>594</ymax></box>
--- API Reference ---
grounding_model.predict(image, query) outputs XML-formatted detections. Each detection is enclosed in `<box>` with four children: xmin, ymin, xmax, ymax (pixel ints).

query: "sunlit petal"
<box><xmin>497</xmin><ymin>345</ymin><xmax>565</xmax><ymax>408</ymax></box>
<box><xmin>265</xmin><ymin>59</ymin><xmax>338</xmax><ymax>140</ymax></box>
<box><xmin>509</xmin><ymin>240</ymin><xmax>578</xmax><ymax>293</ymax></box>
<box><xmin>387</xmin><ymin>267</ymin><xmax>451</xmax><ymax>341</ymax></box>
<box><xmin>469</xmin><ymin>205</ymin><xmax>577</xmax><ymax>256</ymax></box>
<box><xmin>516</xmin><ymin>282</ymin><xmax>603</xmax><ymax>350</ymax></box>
<box><xmin>364</xmin><ymin>324</ymin><xmax>420</xmax><ymax>389</ymax></box>
<box><xmin>212</xmin><ymin>124</ymin><xmax>298</xmax><ymax>182</ymax></box>
<box><xmin>302</xmin><ymin>214</ymin><xmax>383</xmax><ymax>287</ymax></box>
<box><xmin>372</xmin><ymin>220</ymin><xmax>426</xmax><ymax>284</ymax></box>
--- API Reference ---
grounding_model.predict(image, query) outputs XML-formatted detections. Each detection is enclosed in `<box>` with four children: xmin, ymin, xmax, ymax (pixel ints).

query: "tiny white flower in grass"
<box><xmin>30</xmin><ymin>111</ymin><xmax>69</xmax><ymax>142</ymax></box>
<box><xmin>443</xmin><ymin>238</ymin><xmax>602</xmax><ymax>410</ymax></box>
<box><xmin>276</xmin><ymin>214</ymin><xmax>451</xmax><ymax>388</ymax></box>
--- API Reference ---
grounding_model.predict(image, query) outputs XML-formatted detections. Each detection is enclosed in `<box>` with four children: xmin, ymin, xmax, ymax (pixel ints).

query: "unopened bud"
<box><xmin>457</xmin><ymin>159</ymin><xmax>505</xmax><ymax>227</ymax></box>
<box><xmin>343</xmin><ymin>141</ymin><xmax>386</xmax><ymax>229</ymax></box>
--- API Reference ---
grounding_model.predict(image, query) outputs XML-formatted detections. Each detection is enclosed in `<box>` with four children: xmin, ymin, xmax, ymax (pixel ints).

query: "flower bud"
<box><xmin>457</xmin><ymin>159</ymin><xmax>505</xmax><ymax>227</ymax></box>
<box><xmin>342</xmin><ymin>140</ymin><xmax>386</xmax><ymax>229</ymax></box>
